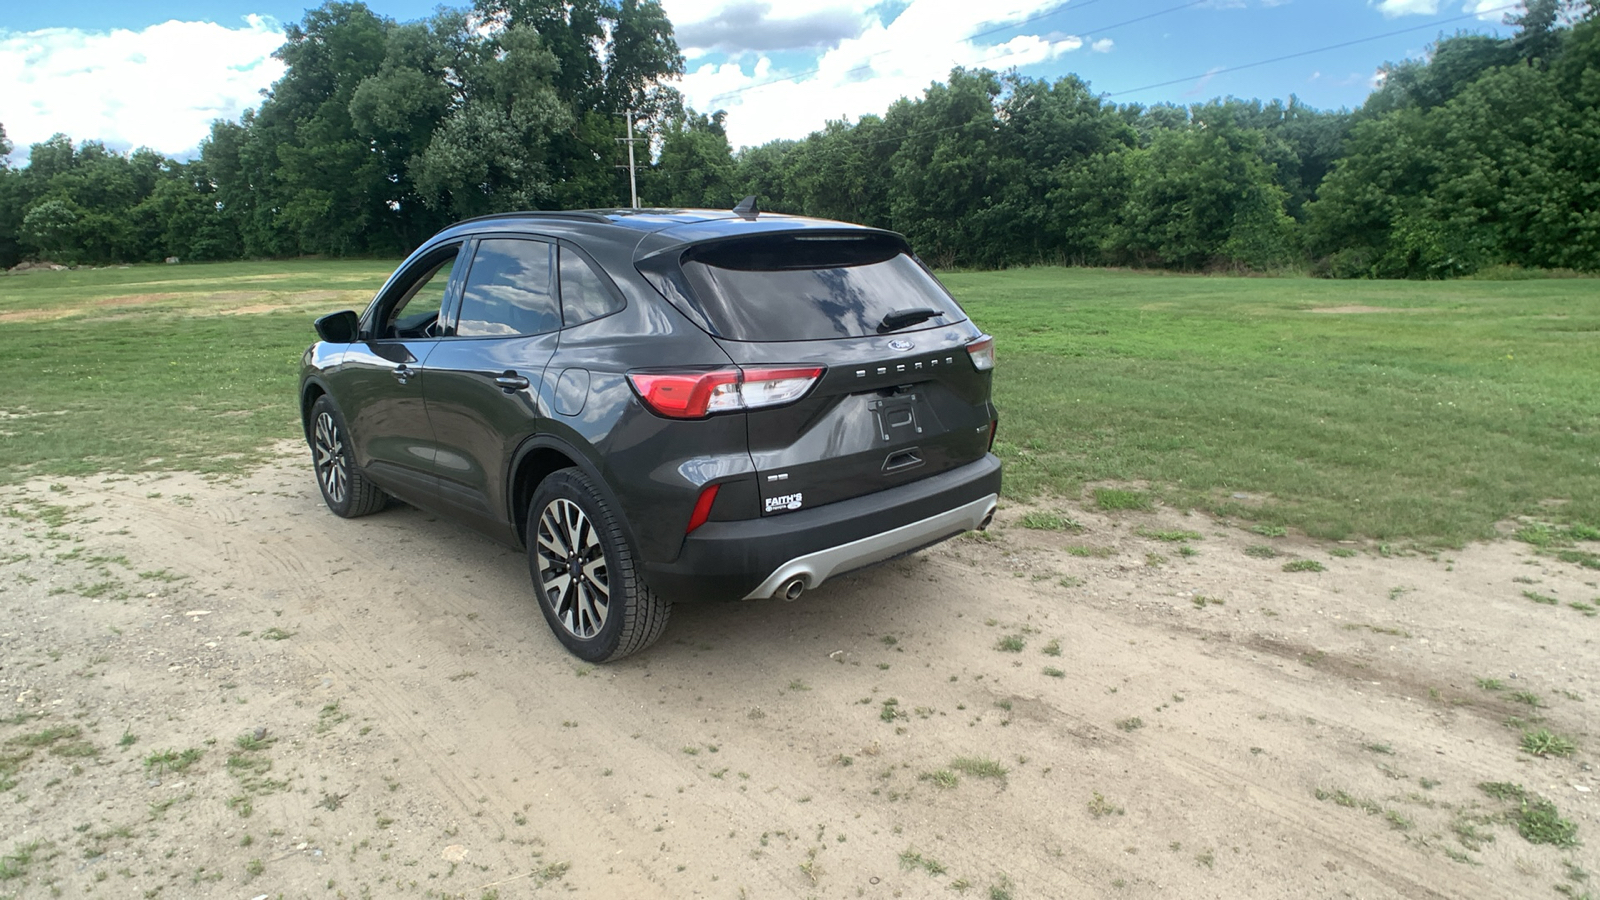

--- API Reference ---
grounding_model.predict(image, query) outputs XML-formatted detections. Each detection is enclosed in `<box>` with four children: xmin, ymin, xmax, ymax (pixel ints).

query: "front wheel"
<box><xmin>308</xmin><ymin>395</ymin><xmax>388</xmax><ymax>518</ymax></box>
<box><xmin>527</xmin><ymin>468</ymin><xmax>669</xmax><ymax>662</ymax></box>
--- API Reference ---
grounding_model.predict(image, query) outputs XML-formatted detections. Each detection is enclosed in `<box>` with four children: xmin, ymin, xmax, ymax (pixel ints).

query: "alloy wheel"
<box><xmin>535</xmin><ymin>498</ymin><xmax>611</xmax><ymax>639</ymax></box>
<box><xmin>313</xmin><ymin>411</ymin><xmax>348</xmax><ymax>505</ymax></box>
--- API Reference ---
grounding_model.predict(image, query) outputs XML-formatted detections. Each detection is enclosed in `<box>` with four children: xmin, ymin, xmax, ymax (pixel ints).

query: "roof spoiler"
<box><xmin>732</xmin><ymin>196</ymin><xmax>760</xmax><ymax>220</ymax></box>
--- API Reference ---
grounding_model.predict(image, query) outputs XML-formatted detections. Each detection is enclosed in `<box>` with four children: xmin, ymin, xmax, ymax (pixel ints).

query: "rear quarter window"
<box><xmin>652</xmin><ymin>234</ymin><xmax>967</xmax><ymax>342</ymax></box>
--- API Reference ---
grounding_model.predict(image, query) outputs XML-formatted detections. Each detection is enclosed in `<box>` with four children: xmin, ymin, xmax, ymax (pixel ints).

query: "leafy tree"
<box><xmin>647</xmin><ymin>111</ymin><xmax>734</xmax><ymax>208</ymax></box>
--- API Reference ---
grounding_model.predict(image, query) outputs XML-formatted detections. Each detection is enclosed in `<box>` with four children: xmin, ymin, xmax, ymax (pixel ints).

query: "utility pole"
<box><xmin>615</xmin><ymin>108</ymin><xmax>641</xmax><ymax>209</ymax></box>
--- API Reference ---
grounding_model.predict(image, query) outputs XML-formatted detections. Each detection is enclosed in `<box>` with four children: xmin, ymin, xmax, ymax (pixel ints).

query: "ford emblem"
<box><xmin>887</xmin><ymin>339</ymin><xmax>915</xmax><ymax>352</ymax></box>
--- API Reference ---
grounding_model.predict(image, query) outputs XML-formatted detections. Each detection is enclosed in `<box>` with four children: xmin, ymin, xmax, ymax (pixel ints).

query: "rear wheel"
<box><xmin>527</xmin><ymin>468</ymin><xmax>669</xmax><ymax>662</ymax></box>
<box><xmin>309</xmin><ymin>395</ymin><xmax>388</xmax><ymax>518</ymax></box>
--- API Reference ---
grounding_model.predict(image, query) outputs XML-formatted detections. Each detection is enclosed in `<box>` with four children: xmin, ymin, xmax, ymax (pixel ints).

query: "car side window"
<box><xmin>381</xmin><ymin>248</ymin><xmax>458</xmax><ymax>339</ymax></box>
<box><xmin>456</xmin><ymin>239</ymin><xmax>558</xmax><ymax>337</ymax></box>
<box><xmin>559</xmin><ymin>245</ymin><xmax>625</xmax><ymax>327</ymax></box>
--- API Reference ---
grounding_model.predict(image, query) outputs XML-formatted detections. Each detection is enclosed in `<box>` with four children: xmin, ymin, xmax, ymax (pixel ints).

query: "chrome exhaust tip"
<box><xmin>781</xmin><ymin>577</ymin><xmax>806</xmax><ymax>601</ymax></box>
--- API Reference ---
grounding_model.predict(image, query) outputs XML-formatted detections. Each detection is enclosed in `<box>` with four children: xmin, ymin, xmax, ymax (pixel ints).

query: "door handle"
<box><xmin>393</xmin><ymin>364</ymin><xmax>413</xmax><ymax>384</ymax></box>
<box><xmin>495</xmin><ymin>371</ymin><xmax>531</xmax><ymax>393</ymax></box>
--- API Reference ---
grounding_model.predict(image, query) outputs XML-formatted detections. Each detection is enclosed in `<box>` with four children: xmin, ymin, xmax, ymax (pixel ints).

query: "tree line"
<box><xmin>1</xmin><ymin>0</ymin><xmax>1596</xmax><ymax>277</ymax></box>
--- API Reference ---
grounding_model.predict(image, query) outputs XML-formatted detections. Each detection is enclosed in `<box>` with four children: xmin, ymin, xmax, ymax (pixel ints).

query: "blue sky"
<box><xmin>0</xmin><ymin>1</ymin><xmax>1519</xmax><ymax>160</ymax></box>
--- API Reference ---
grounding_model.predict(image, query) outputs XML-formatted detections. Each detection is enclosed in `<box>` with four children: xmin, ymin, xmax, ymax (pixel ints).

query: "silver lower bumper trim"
<box><xmin>742</xmin><ymin>493</ymin><xmax>999</xmax><ymax>600</ymax></box>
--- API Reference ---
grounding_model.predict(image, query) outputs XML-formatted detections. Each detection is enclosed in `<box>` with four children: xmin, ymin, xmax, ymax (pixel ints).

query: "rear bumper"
<box><xmin>642</xmin><ymin>454</ymin><xmax>1001</xmax><ymax>603</ymax></box>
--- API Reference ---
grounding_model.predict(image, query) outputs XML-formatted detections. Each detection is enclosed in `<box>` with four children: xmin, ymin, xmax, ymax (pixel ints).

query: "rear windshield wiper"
<box><xmin>878</xmin><ymin>307</ymin><xmax>942</xmax><ymax>333</ymax></box>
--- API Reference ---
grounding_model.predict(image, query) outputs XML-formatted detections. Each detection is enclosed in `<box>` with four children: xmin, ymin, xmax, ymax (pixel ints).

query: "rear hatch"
<box><xmin>638</xmin><ymin>229</ymin><xmax>995</xmax><ymax>516</ymax></box>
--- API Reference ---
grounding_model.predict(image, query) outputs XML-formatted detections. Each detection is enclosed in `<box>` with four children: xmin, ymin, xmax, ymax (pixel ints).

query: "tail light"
<box><xmin>966</xmin><ymin>335</ymin><xmax>995</xmax><ymax>371</ymax></box>
<box><xmin>628</xmin><ymin>366</ymin><xmax>824</xmax><ymax>419</ymax></box>
<box><xmin>987</xmin><ymin>419</ymin><xmax>998</xmax><ymax>451</ymax></box>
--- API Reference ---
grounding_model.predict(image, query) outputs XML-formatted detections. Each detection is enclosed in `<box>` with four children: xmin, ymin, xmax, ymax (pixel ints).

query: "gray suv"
<box><xmin>300</xmin><ymin>204</ymin><xmax>1001</xmax><ymax>661</ymax></box>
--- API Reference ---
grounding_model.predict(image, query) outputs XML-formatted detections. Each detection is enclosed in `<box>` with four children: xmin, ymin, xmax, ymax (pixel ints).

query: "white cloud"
<box><xmin>669</xmin><ymin>0</ymin><xmax>1090</xmax><ymax>149</ymax></box>
<box><xmin>0</xmin><ymin>17</ymin><xmax>285</xmax><ymax>161</ymax></box>
<box><xmin>1371</xmin><ymin>0</ymin><xmax>1512</xmax><ymax>21</ymax></box>
<box><xmin>1371</xmin><ymin>0</ymin><xmax>1440</xmax><ymax>16</ymax></box>
<box><xmin>1092</xmin><ymin>38</ymin><xmax>1114</xmax><ymax>53</ymax></box>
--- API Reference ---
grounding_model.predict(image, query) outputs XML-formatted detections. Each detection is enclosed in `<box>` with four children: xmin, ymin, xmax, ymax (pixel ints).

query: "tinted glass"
<box><xmin>456</xmin><ymin>239</ymin><xmax>558</xmax><ymax>337</ymax></box>
<box><xmin>675</xmin><ymin>235</ymin><xmax>966</xmax><ymax>342</ymax></box>
<box><xmin>560</xmin><ymin>246</ymin><xmax>624</xmax><ymax>327</ymax></box>
<box><xmin>382</xmin><ymin>250</ymin><xmax>456</xmax><ymax>338</ymax></box>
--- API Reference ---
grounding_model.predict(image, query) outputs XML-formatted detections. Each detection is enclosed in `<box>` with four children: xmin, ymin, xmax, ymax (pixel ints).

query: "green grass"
<box><xmin>0</xmin><ymin>260</ymin><xmax>392</xmax><ymax>484</ymax></box>
<box><xmin>3</xmin><ymin>263</ymin><xmax>1597</xmax><ymax>544</ymax></box>
<box><xmin>946</xmin><ymin>268</ymin><xmax>1600</xmax><ymax>543</ymax></box>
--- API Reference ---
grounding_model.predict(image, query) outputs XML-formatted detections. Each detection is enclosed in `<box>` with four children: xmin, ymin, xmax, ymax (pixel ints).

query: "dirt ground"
<box><xmin>2</xmin><ymin>444</ymin><xmax>1597</xmax><ymax>899</ymax></box>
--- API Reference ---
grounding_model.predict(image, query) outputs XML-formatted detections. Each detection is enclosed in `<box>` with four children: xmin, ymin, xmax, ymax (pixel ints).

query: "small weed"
<box><xmin>1478</xmin><ymin>782</ymin><xmax>1579</xmax><ymax>846</ymax></box>
<box><xmin>919</xmin><ymin>769</ymin><xmax>959</xmax><ymax>789</ymax></box>
<box><xmin>234</xmin><ymin>731</ymin><xmax>275</xmax><ymax>752</ymax></box>
<box><xmin>1066</xmin><ymin>544</ymin><xmax>1115</xmax><ymax>557</ymax></box>
<box><xmin>1569</xmin><ymin>601</ymin><xmax>1598</xmax><ymax>617</ymax></box>
<box><xmin>879</xmin><ymin>698</ymin><xmax>905</xmax><ymax>723</ymax></box>
<box><xmin>1244</xmin><ymin>545</ymin><xmax>1277</xmax><ymax>559</ymax></box>
<box><xmin>1314</xmin><ymin>787</ymin><xmax>1383</xmax><ymax>815</ymax></box>
<box><xmin>1330</xmin><ymin>547</ymin><xmax>1358</xmax><ymax>558</ymax></box>
<box><xmin>1043</xmin><ymin>667</ymin><xmax>1065</xmax><ymax>678</ymax></box>
<box><xmin>1138</xmin><ymin>527</ymin><xmax>1201</xmax><ymax>542</ymax></box>
<box><xmin>1384</xmin><ymin>810</ymin><xmax>1414</xmax><ymax>832</ymax></box>
<box><xmin>1041</xmin><ymin>638</ymin><xmax>1062</xmax><ymax>656</ymax></box>
<box><xmin>1556</xmin><ymin>549</ymin><xmax>1600</xmax><ymax>570</ymax></box>
<box><xmin>898</xmin><ymin>847</ymin><xmax>947</xmax><ymax>876</ymax></box>
<box><xmin>788</xmin><ymin>679</ymin><xmax>811</xmax><ymax>692</ymax></box>
<box><xmin>1362</xmin><ymin>742</ymin><xmax>1394</xmax><ymax>755</ymax></box>
<box><xmin>1524</xmin><ymin>590</ymin><xmax>1559</xmax><ymax>606</ymax></box>
<box><xmin>1192</xmin><ymin>595</ymin><xmax>1224</xmax><ymax>608</ymax></box>
<box><xmin>1087</xmin><ymin>791</ymin><xmax>1124</xmax><ymax>818</ymax></box>
<box><xmin>1116</xmin><ymin>717</ymin><xmax>1144</xmax><ymax>732</ymax></box>
<box><xmin>1194</xmin><ymin>849</ymin><xmax>1215</xmax><ymax>868</ymax></box>
<box><xmin>1283</xmin><ymin>559</ymin><xmax>1325</xmax><ymax>573</ymax></box>
<box><xmin>1521</xmin><ymin>729</ymin><xmax>1577</xmax><ymax>758</ymax></box>
<box><xmin>1509</xmin><ymin>690</ymin><xmax>1544</xmax><ymax>708</ymax></box>
<box><xmin>1144</xmin><ymin>553</ymin><xmax>1167</xmax><ymax>567</ymax></box>
<box><xmin>260</xmin><ymin>627</ymin><xmax>294</xmax><ymax>640</ymax></box>
<box><xmin>1476</xmin><ymin>677</ymin><xmax>1505</xmax><ymax>691</ymax></box>
<box><xmin>316</xmin><ymin>702</ymin><xmax>350</xmax><ymax>733</ymax></box>
<box><xmin>1250</xmin><ymin>524</ymin><xmax>1288</xmax><ymax>538</ymax></box>
<box><xmin>995</xmin><ymin>634</ymin><xmax>1025</xmax><ymax>653</ymax></box>
<box><xmin>1019</xmin><ymin>510</ymin><xmax>1083</xmax><ymax>532</ymax></box>
<box><xmin>1451</xmin><ymin>816</ymin><xmax>1496</xmax><ymax>851</ymax></box>
<box><xmin>1093</xmin><ymin>488</ymin><xmax>1151</xmax><ymax>511</ymax></box>
<box><xmin>244</xmin><ymin>858</ymin><xmax>264</xmax><ymax>881</ymax></box>
<box><xmin>950</xmin><ymin>756</ymin><xmax>1008</xmax><ymax>780</ymax></box>
<box><xmin>1058</xmin><ymin>575</ymin><xmax>1083</xmax><ymax>588</ymax></box>
<box><xmin>144</xmin><ymin>747</ymin><xmax>202</xmax><ymax>774</ymax></box>
<box><xmin>0</xmin><ymin>840</ymin><xmax>42</xmax><ymax>880</ymax></box>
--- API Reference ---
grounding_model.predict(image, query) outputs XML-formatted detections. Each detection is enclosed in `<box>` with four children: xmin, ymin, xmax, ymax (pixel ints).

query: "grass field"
<box><xmin>0</xmin><ymin>261</ymin><xmax>1595</xmax><ymax>544</ymax></box>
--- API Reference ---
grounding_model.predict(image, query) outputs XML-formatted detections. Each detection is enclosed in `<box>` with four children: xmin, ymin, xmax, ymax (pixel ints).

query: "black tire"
<box><xmin>308</xmin><ymin>395</ymin><xmax>388</xmax><ymax>518</ymax></box>
<box><xmin>527</xmin><ymin>468</ymin><xmax>669</xmax><ymax>662</ymax></box>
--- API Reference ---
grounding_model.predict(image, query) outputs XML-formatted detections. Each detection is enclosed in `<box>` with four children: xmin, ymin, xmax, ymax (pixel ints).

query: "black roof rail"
<box><xmin>450</xmin><ymin>210</ymin><xmax>614</xmax><ymax>227</ymax></box>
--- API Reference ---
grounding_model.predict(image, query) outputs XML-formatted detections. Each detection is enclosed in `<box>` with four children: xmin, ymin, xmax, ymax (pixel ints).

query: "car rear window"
<box><xmin>660</xmin><ymin>234</ymin><xmax>966</xmax><ymax>342</ymax></box>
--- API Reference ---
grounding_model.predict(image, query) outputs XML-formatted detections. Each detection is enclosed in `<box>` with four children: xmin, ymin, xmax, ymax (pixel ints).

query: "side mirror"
<box><xmin>314</xmin><ymin>310</ymin><xmax>361</xmax><ymax>344</ymax></box>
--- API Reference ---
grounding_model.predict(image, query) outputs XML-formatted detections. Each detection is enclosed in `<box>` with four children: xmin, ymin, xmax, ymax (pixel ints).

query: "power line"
<box><xmin>1105</xmin><ymin>3</ymin><xmax>1521</xmax><ymax>97</ymax></box>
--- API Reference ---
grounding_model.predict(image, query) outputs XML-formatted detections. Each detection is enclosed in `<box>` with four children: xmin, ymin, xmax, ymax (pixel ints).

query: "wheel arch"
<box><xmin>300</xmin><ymin>378</ymin><xmax>332</xmax><ymax>441</ymax></box>
<box><xmin>507</xmin><ymin>434</ymin><xmax>635</xmax><ymax>552</ymax></box>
